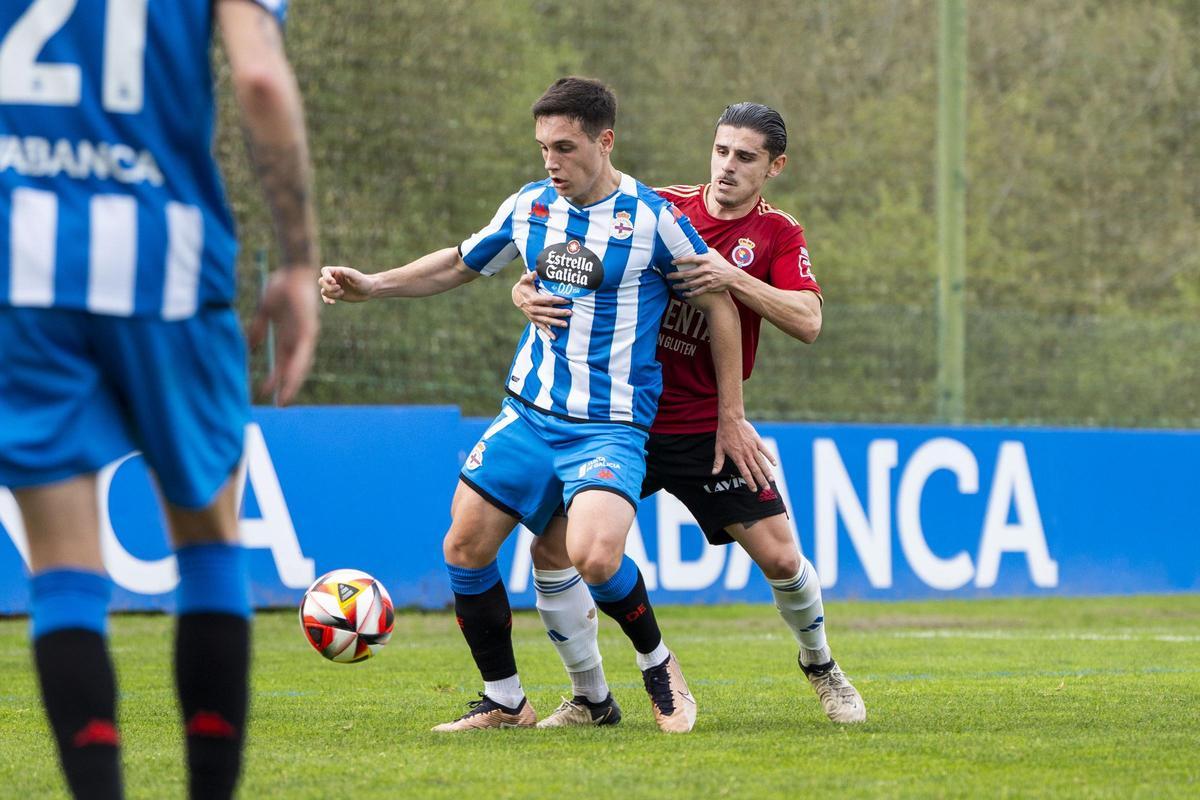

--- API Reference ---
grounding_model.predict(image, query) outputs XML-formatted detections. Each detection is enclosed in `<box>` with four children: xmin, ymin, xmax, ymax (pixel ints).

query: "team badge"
<box><xmin>465</xmin><ymin>441</ymin><xmax>486</xmax><ymax>470</ymax></box>
<box><xmin>731</xmin><ymin>238</ymin><xmax>756</xmax><ymax>268</ymax></box>
<box><xmin>611</xmin><ymin>211</ymin><xmax>634</xmax><ymax>240</ymax></box>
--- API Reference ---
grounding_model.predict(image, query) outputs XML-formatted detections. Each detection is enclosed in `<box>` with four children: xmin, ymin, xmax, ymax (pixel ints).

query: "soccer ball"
<box><xmin>299</xmin><ymin>569</ymin><xmax>395</xmax><ymax>663</ymax></box>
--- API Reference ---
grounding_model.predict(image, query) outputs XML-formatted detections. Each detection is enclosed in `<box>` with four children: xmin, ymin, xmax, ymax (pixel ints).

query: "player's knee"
<box><xmin>530</xmin><ymin>534</ymin><xmax>572</xmax><ymax>571</ymax></box>
<box><xmin>442</xmin><ymin>529</ymin><xmax>492</xmax><ymax>569</ymax></box>
<box><xmin>572</xmin><ymin>548</ymin><xmax>622</xmax><ymax>585</ymax></box>
<box><xmin>759</xmin><ymin>548</ymin><xmax>803</xmax><ymax>581</ymax></box>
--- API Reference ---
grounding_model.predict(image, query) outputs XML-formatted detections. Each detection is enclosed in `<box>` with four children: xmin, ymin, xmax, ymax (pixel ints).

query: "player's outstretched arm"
<box><xmin>320</xmin><ymin>248</ymin><xmax>478</xmax><ymax>305</ymax></box>
<box><xmin>219</xmin><ymin>0</ymin><xmax>319</xmax><ymax>405</ymax></box>
<box><xmin>511</xmin><ymin>270</ymin><xmax>571</xmax><ymax>339</ymax></box>
<box><xmin>671</xmin><ymin>253</ymin><xmax>822</xmax><ymax>344</ymax></box>
<box><xmin>688</xmin><ymin>291</ymin><xmax>776</xmax><ymax>492</ymax></box>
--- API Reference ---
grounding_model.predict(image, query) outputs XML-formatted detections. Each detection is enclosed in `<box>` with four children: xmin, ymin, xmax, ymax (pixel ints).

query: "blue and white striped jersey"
<box><xmin>0</xmin><ymin>0</ymin><xmax>288</xmax><ymax>319</ymax></box>
<box><xmin>460</xmin><ymin>173</ymin><xmax>708</xmax><ymax>429</ymax></box>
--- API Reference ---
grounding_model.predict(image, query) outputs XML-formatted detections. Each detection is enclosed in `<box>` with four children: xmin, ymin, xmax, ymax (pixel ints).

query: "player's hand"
<box><xmin>250</xmin><ymin>268</ymin><xmax>320</xmax><ymax>406</ymax></box>
<box><xmin>713</xmin><ymin>415</ymin><xmax>776</xmax><ymax>493</ymax></box>
<box><xmin>512</xmin><ymin>269</ymin><xmax>571</xmax><ymax>340</ymax></box>
<box><xmin>319</xmin><ymin>265</ymin><xmax>376</xmax><ymax>304</ymax></box>
<box><xmin>670</xmin><ymin>251</ymin><xmax>743</xmax><ymax>298</ymax></box>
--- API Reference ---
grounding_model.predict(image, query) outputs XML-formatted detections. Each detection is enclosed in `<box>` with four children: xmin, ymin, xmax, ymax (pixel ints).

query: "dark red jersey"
<box><xmin>652</xmin><ymin>184</ymin><xmax>821</xmax><ymax>434</ymax></box>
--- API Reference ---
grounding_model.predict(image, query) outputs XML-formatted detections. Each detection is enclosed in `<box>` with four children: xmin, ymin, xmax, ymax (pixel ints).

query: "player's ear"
<box><xmin>767</xmin><ymin>153</ymin><xmax>787</xmax><ymax>179</ymax></box>
<box><xmin>598</xmin><ymin>128</ymin><xmax>615</xmax><ymax>155</ymax></box>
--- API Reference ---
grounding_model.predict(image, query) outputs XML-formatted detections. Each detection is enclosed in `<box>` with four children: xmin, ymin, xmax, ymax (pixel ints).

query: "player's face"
<box><xmin>535</xmin><ymin>115</ymin><xmax>614</xmax><ymax>206</ymax></box>
<box><xmin>709</xmin><ymin>125</ymin><xmax>787</xmax><ymax>211</ymax></box>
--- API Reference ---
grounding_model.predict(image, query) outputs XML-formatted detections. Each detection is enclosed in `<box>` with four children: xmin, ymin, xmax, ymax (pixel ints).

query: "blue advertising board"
<box><xmin>1</xmin><ymin>406</ymin><xmax>1197</xmax><ymax>614</ymax></box>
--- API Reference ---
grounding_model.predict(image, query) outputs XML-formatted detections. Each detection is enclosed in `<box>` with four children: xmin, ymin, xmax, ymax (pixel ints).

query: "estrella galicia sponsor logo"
<box><xmin>578</xmin><ymin>455</ymin><xmax>622</xmax><ymax>480</ymax></box>
<box><xmin>537</xmin><ymin>240</ymin><xmax>604</xmax><ymax>298</ymax></box>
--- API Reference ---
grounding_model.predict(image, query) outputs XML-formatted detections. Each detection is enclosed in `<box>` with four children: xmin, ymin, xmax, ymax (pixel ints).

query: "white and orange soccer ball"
<box><xmin>299</xmin><ymin>569</ymin><xmax>395</xmax><ymax>663</ymax></box>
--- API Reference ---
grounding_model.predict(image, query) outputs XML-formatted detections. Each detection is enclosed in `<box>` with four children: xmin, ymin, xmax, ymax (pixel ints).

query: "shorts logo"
<box><xmin>757</xmin><ymin>485</ymin><xmax>779</xmax><ymax>502</ymax></box>
<box><xmin>702</xmin><ymin>476</ymin><xmax>747</xmax><ymax>494</ymax></box>
<box><xmin>731</xmin><ymin>238</ymin><xmax>756</xmax><ymax>268</ymax></box>
<box><xmin>611</xmin><ymin>211</ymin><xmax>634</xmax><ymax>240</ymax></box>
<box><xmin>578</xmin><ymin>456</ymin><xmax>621</xmax><ymax>480</ymax></box>
<box><xmin>465</xmin><ymin>441</ymin><xmax>486</xmax><ymax>470</ymax></box>
<box><xmin>537</xmin><ymin>240</ymin><xmax>604</xmax><ymax>298</ymax></box>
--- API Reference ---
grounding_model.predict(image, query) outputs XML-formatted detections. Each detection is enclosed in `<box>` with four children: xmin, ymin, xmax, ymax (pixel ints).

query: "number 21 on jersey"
<box><xmin>0</xmin><ymin>0</ymin><xmax>148</xmax><ymax>113</ymax></box>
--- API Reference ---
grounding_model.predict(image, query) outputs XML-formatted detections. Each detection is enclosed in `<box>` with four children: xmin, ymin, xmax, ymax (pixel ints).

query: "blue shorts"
<box><xmin>0</xmin><ymin>307</ymin><xmax>249</xmax><ymax>509</ymax></box>
<box><xmin>459</xmin><ymin>397</ymin><xmax>648</xmax><ymax>535</ymax></box>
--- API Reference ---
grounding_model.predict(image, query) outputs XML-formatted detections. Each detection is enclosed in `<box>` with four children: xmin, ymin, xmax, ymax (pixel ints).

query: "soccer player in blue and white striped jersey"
<box><xmin>0</xmin><ymin>2</ymin><xmax>319</xmax><ymax>796</ymax></box>
<box><xmin>321</xmin><ymin>77</ymin><xmax>772</xmax><ymax>733</ymax></box>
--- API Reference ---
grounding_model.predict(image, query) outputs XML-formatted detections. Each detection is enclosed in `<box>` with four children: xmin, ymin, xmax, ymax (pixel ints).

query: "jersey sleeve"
<box><xmin>652</xmin><ymin>201</ymin><xmax>708</xmax><ymax>275</ymax></box>
<box><xmin>768</xmin><ymin>225</ymin><xmax>821</xmax><ymax>297</ymax></box>
<box><xmin>248</xmin><ymin>0</ymin><xmax>289</xmax><ymax>26</ymax></box>
<box><xmin>458</xmin><ymin>191</ymin><xmax>521</xmax><ymax>276</ymax></box>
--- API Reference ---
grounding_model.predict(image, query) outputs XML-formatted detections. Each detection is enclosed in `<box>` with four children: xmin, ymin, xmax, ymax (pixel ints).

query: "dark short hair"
<box><xmin>531</xmin><ymin>77</ymin><xmax>617</xmax><ymax>140</ymax></box>
<box><xmin>716</xmin><ymin>102</ymin><xmax>787</xmax><ymax>159</ymax></box>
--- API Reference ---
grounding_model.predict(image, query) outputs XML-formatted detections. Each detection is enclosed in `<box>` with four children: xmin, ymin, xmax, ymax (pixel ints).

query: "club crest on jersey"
<box><xmin>732</xmin><ymin>238</ymin><xmax>756</xmax><ymax>268</ymax></box>
<box><xmin>611</xmin><ymin>211</ymin><xmax>634</xmax><ymax>240</ymax></box>
<box><xmin>537</xmin><ymin>240</ymin><xmax>604</xmax><ymax>298</ymax></box>
<box><xmin>530</xmin><ymin>202</ymin><xmax>550</xmax><ymax>219</ymax></box>
<box><xmin>465</xmin><ymin>441</ymin><xmax>486</xmax><ymax>471</ymax></box>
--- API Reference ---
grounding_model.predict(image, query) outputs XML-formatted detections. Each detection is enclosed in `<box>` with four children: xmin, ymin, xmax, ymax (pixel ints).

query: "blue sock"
<box><xmin>29</xmin><ymin>569</ymin><xmax>113</xmax><ymax>639</ymax></box>
<box><xmin>445</xmin><ymin>561</ymin><xmax>502</xmax><ymax>595</ymax></box>
<box><xmin>585</xmin><ymin>555</ymin><xmax>639</xmax><ymax>603</ymax></box>
<box><xmin>175</xmin><ymin>543</ymin><xmax>250</xmax><ymax>618</ymax></box>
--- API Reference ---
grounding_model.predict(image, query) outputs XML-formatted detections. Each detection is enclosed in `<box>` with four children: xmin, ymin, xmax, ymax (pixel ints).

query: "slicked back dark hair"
<box><xmin>531</xmin><ymin>77</ymin><xmax>617</xmax><ymax>140</ymax></box>
<box><xmin>716</xmin><ymin>102</ymin><xmax>788</xmax><ymax>160</ymax></box>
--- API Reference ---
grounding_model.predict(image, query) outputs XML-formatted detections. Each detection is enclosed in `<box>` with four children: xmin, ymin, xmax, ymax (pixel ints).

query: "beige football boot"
<box><xmin>800</xmin><ymin>656</ymin><xmax>866</xmax><ymax>723</ymax></box>
<box><xmin>535</xmin><ymin>694</ymin><xmax>622</xmax><ymax>728</ymax></box>
<box><xmin>641</xmin><ymin>652</ymin><xmax>697</xmax><ymax>733</ymax></box>
<box><xmin>431</xmin><ymin>694</ymin><xmax>537</xmax><ymax>732</ymax></box>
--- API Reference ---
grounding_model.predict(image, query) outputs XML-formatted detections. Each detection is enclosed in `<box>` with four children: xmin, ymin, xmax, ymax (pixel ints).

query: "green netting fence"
<box><xmin>216</xmin><ymin>0</ymin><xmax>1198</xmax><ymax>427</ymax></box>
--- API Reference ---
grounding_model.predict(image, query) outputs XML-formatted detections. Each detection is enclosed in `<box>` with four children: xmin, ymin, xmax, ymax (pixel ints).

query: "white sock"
<box><xmin>483</xmin><ymin>674</ymin><xmax>524</xmax><ymax>709</ymax></box>
<box><xmin>635</xmin><ymin>640</ymin><xmax>670</xmax><ymax>671</ymax></box>
<box><xmin>533</xmin><ymin>566</ymin><xmax>609</xmax><ymax>701</ymax></box>
<box><xmin>570</xmin><ymin>665</ymin><xmax>609</xmax><ymax>704</ymax></box>
<box><xmin>767</xmin><ymin>557</ymin><xmax>830</xmax><ymax>660</ymax></box>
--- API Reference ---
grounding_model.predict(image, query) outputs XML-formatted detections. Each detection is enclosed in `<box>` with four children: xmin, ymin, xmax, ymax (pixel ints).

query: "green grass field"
<box><xmin>2</xmin><ymin>596</ymin><xmax>1198</xmax><ymax>798</ymax></box>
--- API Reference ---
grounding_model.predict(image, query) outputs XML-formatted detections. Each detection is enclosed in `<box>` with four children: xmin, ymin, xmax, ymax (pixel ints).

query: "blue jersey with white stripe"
<box><xmin>0</xmin><ymin>0</ymin><xmax>287</xmax><ymax>319</ymax></box>
<box><xmin>460</xmin><ymin>173</ymin><xmax>708</xmax><ymax>429</ymax></box>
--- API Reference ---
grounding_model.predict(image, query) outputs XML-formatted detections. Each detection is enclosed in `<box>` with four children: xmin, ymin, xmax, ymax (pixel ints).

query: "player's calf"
<box><xmin>31</xmin><ymin>570</ymin><xmax>123</xmax><ymax>800</ymax></box>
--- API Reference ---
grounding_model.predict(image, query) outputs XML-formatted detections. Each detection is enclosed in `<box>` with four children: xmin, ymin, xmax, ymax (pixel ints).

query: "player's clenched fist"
<box><xmin>319</xmin><ymin>266</ymin><xmax>376</xmax><ymax>304</ymax></box>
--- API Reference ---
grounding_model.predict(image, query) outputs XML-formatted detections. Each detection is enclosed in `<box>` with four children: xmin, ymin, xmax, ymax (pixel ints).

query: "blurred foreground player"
<box><xmin>514</xmin><ymin>103</ymin><xmax>865</xmax><ymax>727</ymax></box>
<box><xmin>0</xmin><ymin>1</ymin><xmax>319</xmax><ymax>797</ymax></box>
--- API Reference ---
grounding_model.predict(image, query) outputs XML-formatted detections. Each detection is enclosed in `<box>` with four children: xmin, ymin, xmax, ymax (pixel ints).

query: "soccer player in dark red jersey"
<box><xmin>513</xmin><ymin>103</ymin><xmax>865</xmax><ymax>727</ymax></box>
